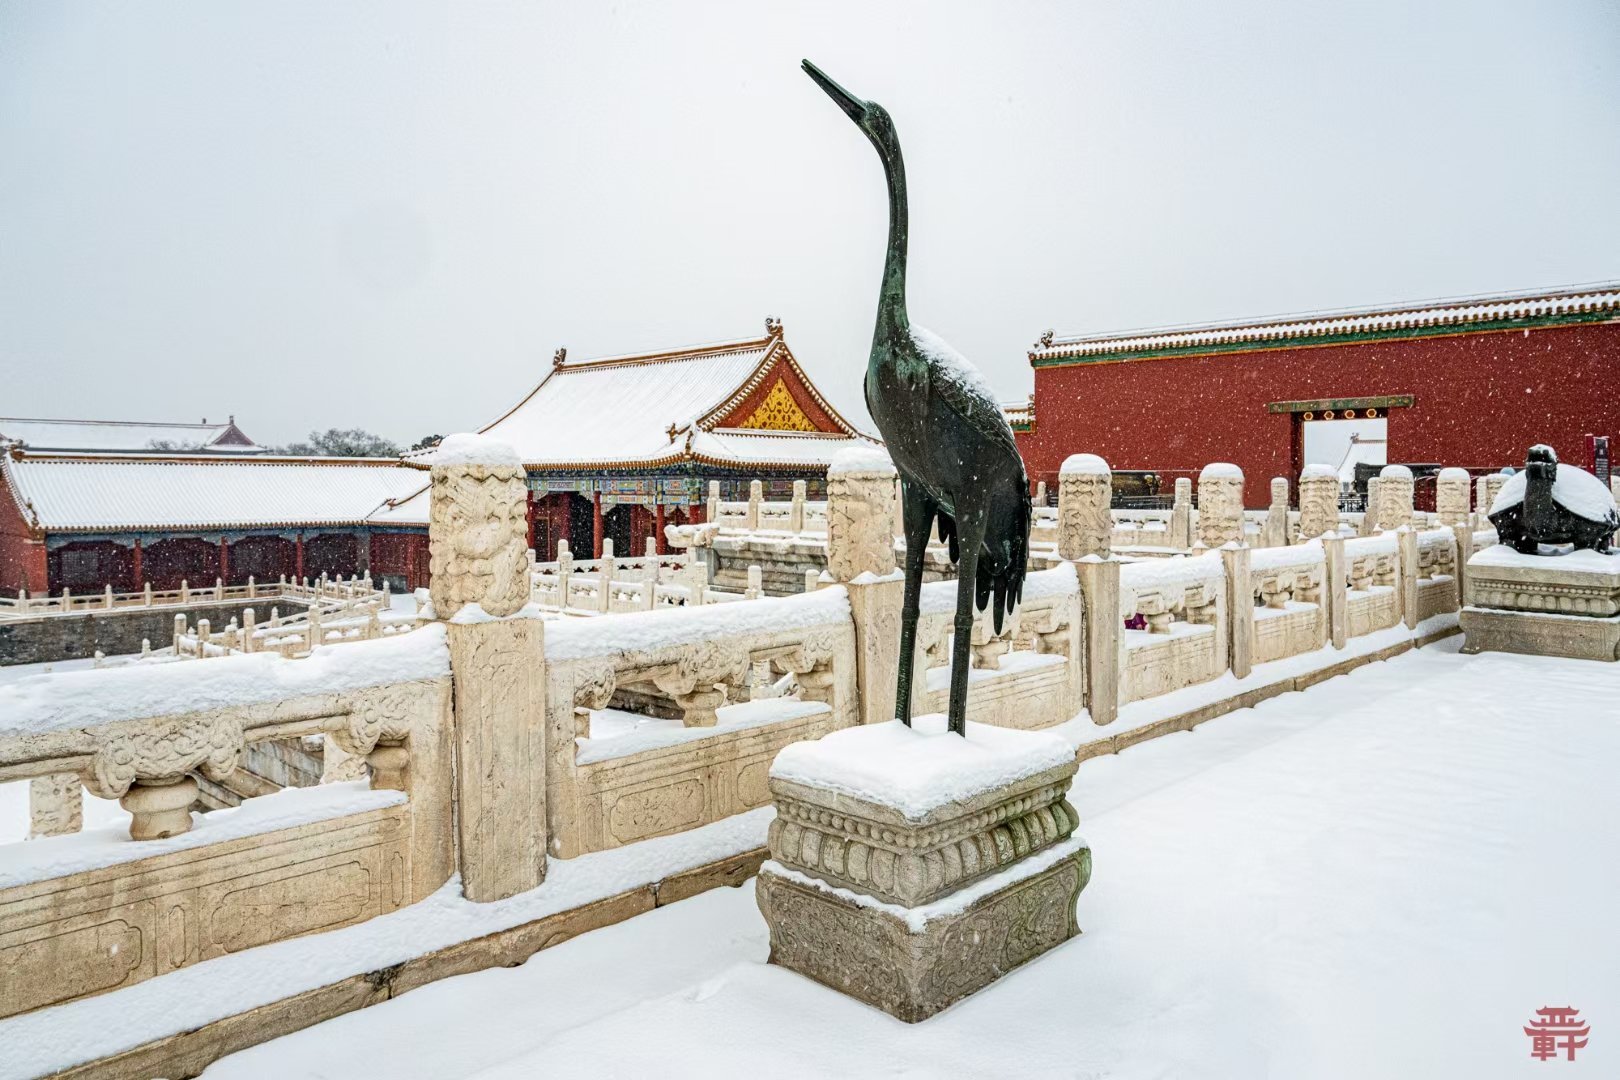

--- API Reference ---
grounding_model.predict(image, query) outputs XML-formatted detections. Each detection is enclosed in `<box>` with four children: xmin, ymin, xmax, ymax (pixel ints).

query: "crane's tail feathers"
<box><xmin>977</xmin><ymin>482</ymin><xmax>1031</xmax><ymax>637</ymax></box>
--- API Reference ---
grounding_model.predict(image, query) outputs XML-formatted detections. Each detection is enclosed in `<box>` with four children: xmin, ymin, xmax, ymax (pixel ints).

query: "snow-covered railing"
<box><xmin>0</xmin><ymin>627</ymin><xmax>455</xmax><ymax>1019</ymax></box>
<box><xmin>1414</xmin><ymin>527</ymin><xmax>1462</xmax><ymax>624</ymax></box>
<box><xmin>1342</xmin><ymin>533</ymin><xmax>1401</xmax><ymax>637</ymax></box>
<box><xmin>164</xmin><ymin>577</ymin><xmax>418</xmax><ymax>660</ymax></box>
<box><xmin>702</xmin><ymin>479</ymin><xmax>830</xmax><ymax>535</ymax></box>
<box><xmin>1118</xmin><ymin>551</ymin><xmax>1228</xmax><ymax>703</ymax></box>
<box><xmin>908</xmin><ymin>564</ymin><xmax>1083</xmax><ymax>730</ymax></box>
<box><xmin>0</xmin><ymin>572</ymin><xmax>375</xmax><ymax>621</ymax></box>
<box><xmin>540</xmin><ymin>586</ymin><xmax>858</xmax><ymax>858</ymax></box>
<box><xmin>527</xmin><ymin>538</ymin><xmax>746</xmax><ymax>615</ymax></box>
<box><xmin>1250</xmin><ymin>541</ymin><xmax>1327</xmax><ymax>665</ymax></box>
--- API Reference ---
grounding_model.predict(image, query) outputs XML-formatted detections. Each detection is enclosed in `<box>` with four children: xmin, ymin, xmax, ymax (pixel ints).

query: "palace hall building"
<box><xmin>1013</xmin><ymin>283</ymin><xmax>1620</xmax><ymax>507</ymax></box>
<box><xmin>415</xmin><ymin>318</ymin><xmax>875</xmax><ymax>559</ymax></box>
<box><xmin>0</xmin><ymin>436</ymin><xmax>429</xmax><ymax>599</ymax></box>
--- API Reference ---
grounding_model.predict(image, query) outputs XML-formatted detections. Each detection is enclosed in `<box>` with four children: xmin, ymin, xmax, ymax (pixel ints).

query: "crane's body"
<box><xmin>804</xmin><ymin>60</ymin><xmax>1031</xmax><ymax>736</ymax></box>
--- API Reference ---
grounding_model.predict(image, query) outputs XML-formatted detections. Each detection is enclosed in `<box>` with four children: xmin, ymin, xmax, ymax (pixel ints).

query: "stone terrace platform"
<box><xmin>203</xmin><ymin>637</ymin><xmax>1620</xmax><ymax>1079</ymax></box>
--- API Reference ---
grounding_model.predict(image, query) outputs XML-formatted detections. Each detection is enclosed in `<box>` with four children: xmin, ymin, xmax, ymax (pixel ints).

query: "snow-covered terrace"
<box><xmin>198</xmin><ymin>636</ymin><xmax>1619</xmax><ymax>1079</ymax></box>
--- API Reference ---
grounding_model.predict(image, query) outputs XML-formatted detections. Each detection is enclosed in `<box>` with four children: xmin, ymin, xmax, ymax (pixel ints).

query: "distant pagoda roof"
<box><xmin>408</xmin><ymin>319</ymin><xmax>876</xmax><ymax>472</ymax></box>
<box><xmin>0</xmin><ymin>415</ymin><xmax>262</xmax><ymax>454</ymax></box>
<box><xmin>1028</xmin><ymin>282</ymin><xmax>1620</xmax><ymax>368</ymax></box>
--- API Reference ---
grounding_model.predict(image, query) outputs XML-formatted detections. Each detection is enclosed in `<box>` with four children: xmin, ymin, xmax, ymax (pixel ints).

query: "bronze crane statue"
<box><xmin>803</xmin><ymin>60</ymin><xmax>1030</xmax><ymax>737</ymax></box>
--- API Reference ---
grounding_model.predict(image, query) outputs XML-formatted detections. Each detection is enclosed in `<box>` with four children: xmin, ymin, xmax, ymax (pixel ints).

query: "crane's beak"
<box><xmin>802</xmin><ymin>60</ymin><xmax>867</xmax><ymax>125</ymax></box>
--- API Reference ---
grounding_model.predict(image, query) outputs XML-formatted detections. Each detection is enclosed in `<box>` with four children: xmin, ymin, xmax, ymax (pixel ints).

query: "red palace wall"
<box><xmin>0</xmin><ymin>470</ymin><xmax>48</xmax><ymax>597</ymax></box>
<box><xmin>370</xmin><ymin>531</ymin><xmax>429</xmax><ymax>591</ymax></box>
<box><xmin>1017</xmin><ymin>322</ymin><xmax>1620</xmax><ymax>507</ymax></box>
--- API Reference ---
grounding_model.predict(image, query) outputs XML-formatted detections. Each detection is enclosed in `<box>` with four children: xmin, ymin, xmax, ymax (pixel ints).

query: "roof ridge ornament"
<box><xmin>766</xmin><ymin>316</ymin><xmax>784</xmax><ymax>338</ymax></box>
<box><xmin>552</xmin><ymin>347</ymin><xmax>567</xmax><ymax>370</ymax></box>
<box><xmin>1038</xmin><ymin>329</ymin><xmax>1054</xmax><ymax>348</ymax></box>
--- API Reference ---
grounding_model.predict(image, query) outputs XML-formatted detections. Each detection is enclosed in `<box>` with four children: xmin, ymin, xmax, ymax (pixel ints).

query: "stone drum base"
<box><xmin>757</xmin><ymin>843</ymin><xmax>1090</xmax><ymax>1023</ymax></box>
<box><xmin>1462</xmin><ymin>545</ymin><xmax>1620</xmax><ymax>661</ymax></box>
<box><xmin>1460</xmin><ymin>606</ymin><xmax>1620</xmax><ymax>662</ymax></box>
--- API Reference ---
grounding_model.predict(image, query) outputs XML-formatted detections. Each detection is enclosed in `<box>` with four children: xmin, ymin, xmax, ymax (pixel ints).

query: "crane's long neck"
<box><xmin>875</xmin><ymin>141</ymin><xmax>909</xmax><ymax>348</ymax></box>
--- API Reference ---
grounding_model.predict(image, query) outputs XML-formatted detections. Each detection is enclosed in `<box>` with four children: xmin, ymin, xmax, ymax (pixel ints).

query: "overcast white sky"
<box><xmin>2</xmin><ymin>1</ymin><xmax>1616</xmax><ymax>448</ymax></box>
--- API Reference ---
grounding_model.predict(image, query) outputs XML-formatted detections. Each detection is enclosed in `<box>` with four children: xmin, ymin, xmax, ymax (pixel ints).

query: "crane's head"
<box><xmin>802</xmin><ymin>60</ymin><xmax>900</xmax><ymax>163</ymax></box>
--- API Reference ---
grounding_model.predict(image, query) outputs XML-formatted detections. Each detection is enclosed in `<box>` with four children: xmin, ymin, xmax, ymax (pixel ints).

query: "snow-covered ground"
<box><xmin>201</xmin><ymin>637</ymin><xmax>1620</xmax><ymax>1079</ymax></box>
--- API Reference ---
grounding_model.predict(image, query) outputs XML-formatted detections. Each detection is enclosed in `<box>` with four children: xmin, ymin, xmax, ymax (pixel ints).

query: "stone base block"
<box><xmin>1460</xmin><ymin>606</ymin><xmax>1620</xmax><ymax>662</ymax></box>
<box><xmin>757</xmin><ymin>847</ymin><xmax>1090</xmax><ymax>1023</ymax></box>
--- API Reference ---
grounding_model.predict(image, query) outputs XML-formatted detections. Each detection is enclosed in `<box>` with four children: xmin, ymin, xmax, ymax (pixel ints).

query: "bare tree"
<box><xmin>276</xmin><ymin>428</ymin><xmax>401</xmax><ymax>458</ymax></box>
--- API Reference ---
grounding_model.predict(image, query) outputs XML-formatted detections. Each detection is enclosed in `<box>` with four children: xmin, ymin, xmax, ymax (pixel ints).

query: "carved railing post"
<box><xmin>1298</xmin><ymin>465</ymin><xmax>1339</xmax><ymax>540</ymax></box>
<box><xmin>1221</xmin><ymin>545</ymin><xmax>1253</xmax><ymax>678</ymax></box>
<box><xmin>1170</xmin><ymin>477</ymin><xmax>1193</xmax><ymax>549</ymax></box>
<box><xmin>430</xmin><ymin>433</ymin><xmax>547</xmax><ymax>902</ymax></box>
<box><xmin>707</xmin><ymin>480</ymin><xmax>721</xmax><ymax>524</ymax></box>
<box><xmin>1322</xmin><ymin>534</ymin><xmax>1348</xmax><ymax>649</ymax></box>
<box><xmin>1436</xmin><ymin>467</ymin><xmax>1471</xmax><ymax>525</ymax></box>
<box><xmin>1376</xmin><ymin>465</ymin><xmax>1415</xmax><ymax>531</ymax></box>
<box><xmin>827</xmin><ymin>447</ymin><xmax>902</xmax><ymax>726</ymax></box>
<box><xmin>1075</xmin><ymin>558</ymin><xmax>1119</xmax><ymax>725</ymax></box>
<box><xmin>1058</xmin><ymin>453</ymin><xmax>1111</xmax><ymax>561</ymax></box>
<box><xmin>746</xmin><ymin>480</ymin><xmax>763</xmax><ymax>530</ymax></box>
<box><xmin>790</xmin><ymin>479</ymin><xmax>807</xmax><ymax>533</ymax></box>
<box><xmin>1398</xmin><ymin>528</ymin><xmax>1419</xmax><ymax>630</ymax></box>
<box><xmin>1197</xmin><ymin>464</ymin><xmax>1244</xmax><ymax>548</ymax></box>
<box><xmin>1356</xmin><ymin>478</ymin><xmax>1379</xmax><ymax>536</ymax></box>
<box><xmin>1262</xmin><ymin>477</ymin><xmax>1289</xmax><ymax>548</ymax></box>
<box><xmin>598</xmin><ymin>537</ymin><xmax>614</xmax><ymax>612</ymax></box>
<box><xmin>1481</xmin><ymin>473</ymin><xmax>1508</xmax><ymax>523</ymax></box>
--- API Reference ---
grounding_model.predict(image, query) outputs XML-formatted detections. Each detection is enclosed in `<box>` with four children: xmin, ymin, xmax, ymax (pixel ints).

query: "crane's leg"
<box><xmin>946</xmin><ymin>506</ymin><xmax>988</xmax><ymax>737</ymax></box>
<box><xmin>894</xmin><ymin>479</ymin><xmax>937</xmax><ymax>726</ymax></box>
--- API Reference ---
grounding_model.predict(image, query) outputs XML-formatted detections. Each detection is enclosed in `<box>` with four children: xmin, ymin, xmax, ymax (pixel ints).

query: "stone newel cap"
<box><xmin>770</xmin><ymin>715</ymin><xmax>1075</xmax><ymax>822</ymax></box>
<box><xmin>1060</xmin><ymin>453</ymin><xmax>1109</xmax><ymax>475</ymax></box>
<box><xmin>827</xmin><ymin>444</ymin><xmax>896</xmax><ymax>476</ymax></box>
<box><xmin>1199</xmin><ymin>462</ymin><xmax>1243</xmax><ymax>481</ymax></box>
<box><xmin>428</xmin><ymin>433</ymin><xmax>522</xmax><ymax>469</ymax></box>
<box><xmin>1379</xmin><ymin>464</ymin><xmax>1413</xmax><ymax>480</ymax></box>
<box><xmin>1300</xmin><ymin>464</ymin><xmax>1337</xmax><ymax>480</ymax></box>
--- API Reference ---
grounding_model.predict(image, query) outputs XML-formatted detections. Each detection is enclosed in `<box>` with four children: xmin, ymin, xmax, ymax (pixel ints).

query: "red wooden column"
<box><xmin>132</xmin><ymin>538</ymin><xmax>143</xmax><ymax>588</ymax></box>
<box><xmin>592</xmin><ymin>492</ymin><xmax>604</xmax><ymax>559</ymax></box>
<box><xmin>218</xmin><ymin>537</ymin><xmax>230</xmax><ymax>584</ymax></box>
<box><xmin>525</xmin><ymin>490</ymin><xmax>536</xmax><ymax>551</ymax></box>
<box><xmin>295</xmin><ymin>532</ymin><xmax>306</xmax><ymax>582</ymax></box>
<box><xmin>654</xmin><ymin>503</ymin><xmax>667</xmax><ymax>555</ymax></box>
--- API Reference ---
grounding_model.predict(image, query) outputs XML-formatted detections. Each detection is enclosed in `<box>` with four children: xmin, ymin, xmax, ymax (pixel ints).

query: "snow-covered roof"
<box><xmin>1002</xmin><ymin>399</ymin><xmax>1034</xmax><ymax>429</ymax></box>
<box><xmin>2</xmin><ymin>451</ymin><xmax>425</xmax><ymax>533</ymax></box>
<box><xmin>410</xmin><ymin>323</ymin><xmax>872</xmax><ymax>471</ymax></box>
<box><xmin>1030</xmin><ymin>282</ymin><xmax>1620</xmax><ymax>365</ymax></box>
<box><xmin>0</xmin><ymin>416</ymin><xmax>261</xmax><ymax>453</ymax></box>
<box><xmin>367</xmin><ymin>482</ymin><xmax>431</xmax><ymax>527</ymax></box>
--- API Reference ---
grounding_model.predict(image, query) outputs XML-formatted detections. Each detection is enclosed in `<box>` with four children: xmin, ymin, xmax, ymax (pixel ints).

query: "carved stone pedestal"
<box><xmin>756</xmin><ymin>718</ymin><xmax>1090</xmax><ymax>1022</ymax></box>
<box><xmin>1460</xmin><ymin>545</ymin><xmax>1620</xmax><ymax>661</ymax></box>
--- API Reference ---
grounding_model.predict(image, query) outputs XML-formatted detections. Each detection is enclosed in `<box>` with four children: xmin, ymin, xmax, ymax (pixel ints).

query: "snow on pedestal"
<box><xmin>756</xmin><ymin>716</ymin><xmax>1090</xmax><ymax>1022</ymax></box>
<box><xmin>1460</xmin><ymin>544</ymin><xmax>1620</xmax><ymax>661</ymax></box>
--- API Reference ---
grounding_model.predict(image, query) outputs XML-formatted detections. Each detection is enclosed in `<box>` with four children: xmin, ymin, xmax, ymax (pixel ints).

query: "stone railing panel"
<box><xmin>541</xmin><ymin>589</ymin><xmax>858</xmax><ymax>858</ymax></box>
